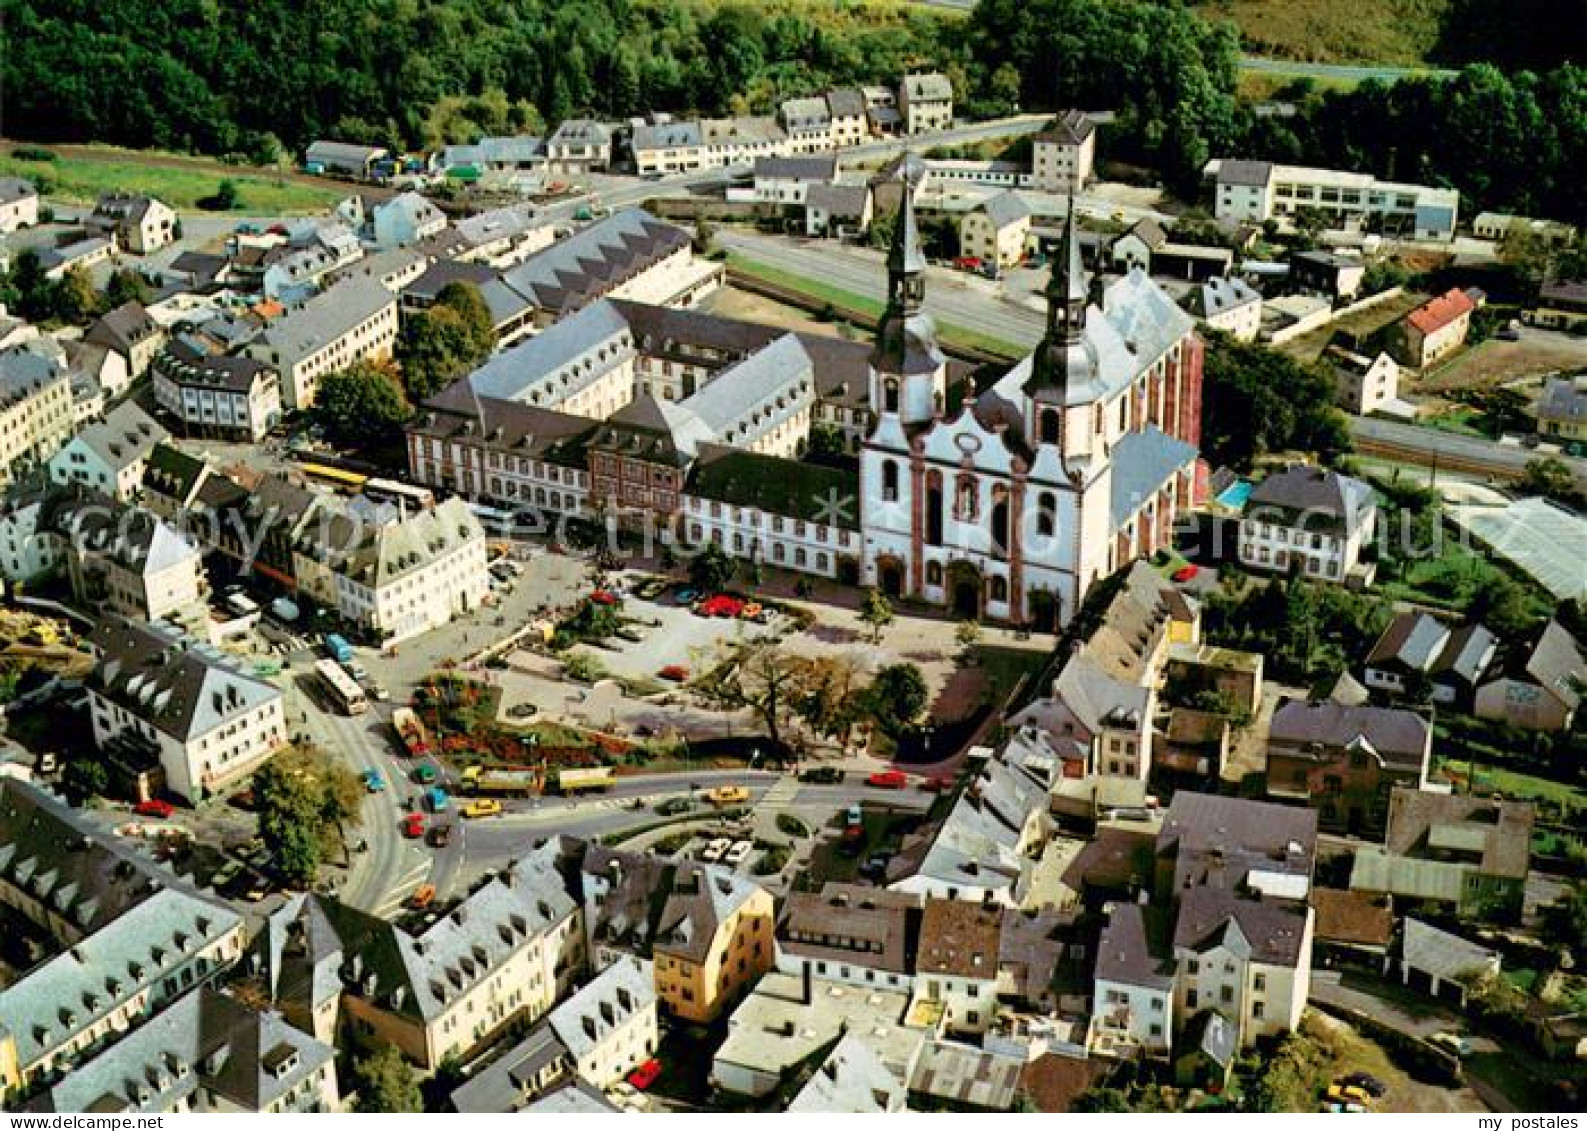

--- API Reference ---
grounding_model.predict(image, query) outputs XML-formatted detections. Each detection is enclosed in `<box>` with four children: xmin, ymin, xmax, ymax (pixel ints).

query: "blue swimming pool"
<box><xmin>1215</xmin><ymin>480</ymin><xmax>1253</xmax><ymax>509</ymax></box>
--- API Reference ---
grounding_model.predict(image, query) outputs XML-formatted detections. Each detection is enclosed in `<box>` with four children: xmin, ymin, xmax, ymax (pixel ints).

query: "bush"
<box><xmin>561</xmin><ymin>651</ymin><xmax>607</xmax><ymax>684</ymax></box>
<box><xmin>11</xmin><ymin>146</ymin><xmax>56</xmax><ymax>162</ymax></box>
<box><xmin>754</xmin><ymin>844</ymin><xmax>790</xmax><ymax>875</ymax></box>
<box><xmin>775</xmin><ymin>813</ymin><xmax>809</xmax><ymax>838</ymax></box>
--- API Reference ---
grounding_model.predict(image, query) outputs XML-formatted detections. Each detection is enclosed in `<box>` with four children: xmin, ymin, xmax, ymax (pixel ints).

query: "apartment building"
<box><xmin>1183</xmin><ymin>276</ymin><xmax>1262</xmax><ymax>342</ymax></box>
<box><xmin>546</xmin><ymin>120</ymin><xmax>613</xmax><ymax>174</ymax></box>
<box><xmin>85</xmin><ymin>301</ymin><xmax>166</xmax><ymax>380</ymax></box>
<box><xmin>546</xmin><ymin>955</ymin><xmax>658</xmax><ymax>1088</ymax></box>
<box><xmin>41</xmin><ymin>490</ymin><xmax>208</xmax><ymax>624</ymax></box>
<box><xmin>1031</xmin><ymin>110</ymin><xmax>1096</xmax><ymax>193</ymax></box>
<box><xmin>653</xmin><ymin>864</ymin><xmax>775</xmax><ymax>1022</ymax></box>
<box><xmin>899</xmin><ymin>72</ymin><xmax>954</xmax><ymax>134</ymax></box>
<box><xmin>152</xmin><ymin>332</ymin><xmax>282</xmax><ymax>441</ymax></box>
<box><xmin>959</xmin><ymin>192</ymin><xmax>1032</xmax><ymax>269</ymax></box>
<box><xmin>1238</xmin><ymin>464</ymin><xmax>1378</xmax><ymax>584</ymax></box>
<box><xmin>1091</xmin><ymin>903</ymin><xmax>1176</xmax><ymax>1058</ymax></box>
<box><xmin>0</xmin><ymin>345</ymin><xmax>74</xmax><ymax>488</ymax></box>
<box><xmin>48</xmin><ymin>401</ymin><xmax>168</xmax><ymax>501</ymax></box>
<box><xmin>86</xmin><ymin>616</ymin><xmax>286</xmax><ymax>801</ymax></box>
<box><xmin>244</xmin><ymin>276</ymin><xmax>398</xmax><ymax>410</ymax></box>
<box><xmin>911</xmin><ymin>899</ymin><xmax>1004</xmax><ymax>1035</ymax></box>
<box><xmin>776</xmin><ymin>884</ymin><xmax>921</xmax><ymax>993</ymax></box>
<box><xmin>292</xmin><ymin>496</ymin><xmax>487</xmax><ymax>644</ymax></box>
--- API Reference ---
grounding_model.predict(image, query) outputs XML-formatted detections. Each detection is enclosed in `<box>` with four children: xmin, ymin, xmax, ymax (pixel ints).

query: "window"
<box><xmin>1040</xmin><ymin>409</ymin><xmax>1060</xmax><ymax>445</ymax></box>
<box><xmin>883</xmin><ymin>378</ymin><xmax>900</xmax><ymax>413</ymax></box>
<box><xmin>882</xmin><ymin>461</ymin><xmax>899</xmax><ymax>502</ymax></box>
<box><xmin>926</xmin><ymin>561</ymin><xmax>943</xmax><ymax>585</ymax></box>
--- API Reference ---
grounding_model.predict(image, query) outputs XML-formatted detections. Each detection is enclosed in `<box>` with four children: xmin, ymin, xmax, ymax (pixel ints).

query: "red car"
<box><xmin>589</xmin><ymin>590</ymin><xmax>618</xmax><ymax>605</ymax></box>
<box><xmin>658</xmin><ymin>664</ymin><xmax>689</xmax><ymax>682</ymax></box>
<box><xmin>627</xmin><ymin>1058</ymin><xmax>662</xmax><ymax>1090</ymax></box>
<box><xmin>401</xmin><ymin>813</ymin><xmax>426</xmax><ymax>839</ymax></box>
<box><xmin>1171</xmin><ymin>564</ymin><xmax>1200</xmax><ymax>583</ymax></box>
<box><xmin>133</xmin><ymin>798</ymin><xmax>174</xmax><ymax>819</ymax></box>
<box><xmin>920</xmin><ymin>776</ymin><xmax>955</xmax><ymax>793</ymax></box>
<box><xmin>698</xmin><ymin>595</ymin><xmax>745</xmax><ymax>618</ymax></box>
<box><xmin>866</xmin><ymin>770</ymin><xmax>908</xmax><ymax>789</ymax></box>
<box><xmin>954</xmin><ymin>255</ymin><xmax>984</xmax><ymax>272</ymax></box>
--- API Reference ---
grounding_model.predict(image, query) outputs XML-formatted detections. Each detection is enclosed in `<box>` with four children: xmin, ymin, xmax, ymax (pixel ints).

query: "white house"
<box><xmin>86</xmin><ymin>616</ymin><xmax>287</xmax><ymax>802</ymax></box>
<box><xmin>1238</xmin><ymin>464</ymin><xmax>1378</xmax><ymax>585</ymax></box>
<box><xmin>1183</xmin><ymin>276</ymin><xmax>1262</xmax><ymax>342</ymax></box>
<box><xmin>910</xmin><ymin>899</ymin><xmax>1003</xmax><ymax>1035</ymax></box>
<box><xmin>91</xmin><ymin>193</ymin><xmax>178</xmax><ymax>254</ymax></box>
<box><xmin>1091</xmin><ymin>902</ymin><xmax>1175</xmax><ymax>1058</ymax></box>
<box><xmin>546</xmin><ymin>955</ymin><xmax>657</xmax><ymax>1089</ymax></box>
<box><xmin>1172</xmin><ymin>889</ymin><xmax>1314</xmax><ymax>1047</ymax></box>
<box><xmin>1325</xmin><ymin>344</ymin><xmax>1400</xmax><ymax>416</ymax></box>
<box><xmin>0</xmin><ymin>177</ymin><xmax>39</xmax><ymax>233</ymax></box>
<box><xmin>959</xmin><ymin>192</ymin><xmax>1031</xmax><ymax>270</ymax></box>
<box><xmin>1031</xmin><ymin>111</ymin><xmax>1096</xmax><ymax>193</ymax></box>
<box><xmin>899</xmin><ymin>73</ymin><xmax>954</xmax><ymax>135</ymax></box>
<box><xmin>48</xmin><ymin>400</ymin><xmax>168</xmax><ymax>501</ymax></box>
<box><xmin>372</xmin><ymin>192</ymin><xmax>447</xmax><ymax>249</ymax></box>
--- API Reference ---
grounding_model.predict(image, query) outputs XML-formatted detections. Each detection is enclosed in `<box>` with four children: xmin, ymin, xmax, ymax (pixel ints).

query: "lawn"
<box><xmin>1374</xmin><ymin>538</ymin><xmax>1553</xmax><ymax>622</ymax></box>
<box><xmin>1200</xmin><ymin>0</ymin><xmax>1453</xmax><ymax>67</ymax></box>
<box><xmin>0</xmin><ymin>146</ymin><xmax>343</xmax><ymax>214</ymax></box>
<box><xmin>725</xmin><ymin>251</ymin><xmax>1026</xmax><ymax>360</ymax></box>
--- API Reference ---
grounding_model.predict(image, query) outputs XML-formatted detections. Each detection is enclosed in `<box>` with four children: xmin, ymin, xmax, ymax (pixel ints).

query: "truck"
<box><xmin>555</xmin><ymin>766</ymin><xmax>615</xmax><ymax>795</ymax></box>
<box><xmin>391</xmin><ymin>707</ymin><xmax>432</xmax><ymax>757</ymax></box>
<box><xmin>323</xmin><ymin>633</ymin><xmax>353</xmax><ymax>664</ymax></box>
<box><xmin>460</xmin><ymin>765</ymin><xmax>543</xmax><ymax>797</ymax></box>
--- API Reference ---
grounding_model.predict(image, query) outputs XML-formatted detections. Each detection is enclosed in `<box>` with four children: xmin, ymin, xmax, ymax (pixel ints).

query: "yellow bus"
<box><xmin>298</xmin><ymin>462</ymin><xmax>369</xmax><ymax>493</ymax></box>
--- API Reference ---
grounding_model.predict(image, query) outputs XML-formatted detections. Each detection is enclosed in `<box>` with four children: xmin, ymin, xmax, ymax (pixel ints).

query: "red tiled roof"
<box><xmin>1406</xmin><ymin>288</ymin><xmax>1474</xmax><ymax>335</ymax></box>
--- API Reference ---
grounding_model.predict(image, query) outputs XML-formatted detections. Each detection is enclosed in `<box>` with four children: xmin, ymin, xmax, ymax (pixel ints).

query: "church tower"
<box><xmin>1025</xmin><ymin>207</ymin><xmax>1100</xmax><ymax>450</ymax></box>
<box><xmin>869</xmin><ymin>169</ymin><xmax>946</xmax><ymax>426</ymax></box>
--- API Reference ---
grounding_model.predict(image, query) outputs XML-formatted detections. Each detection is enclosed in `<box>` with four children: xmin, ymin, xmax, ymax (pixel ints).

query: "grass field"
<box><xmin>1197</xmin><ymin>0</ymin><xmax>1453</xmax><ymax>67</ymax></box>
<box><xmin>725</xmin><ymin>251</ymin><xmax>1024</xmax><ymax>359</ymax></box>
<box><xmin>0</xmin><ymin>145</ymin><xmax>343</xmax><ymax>214</ymax></box>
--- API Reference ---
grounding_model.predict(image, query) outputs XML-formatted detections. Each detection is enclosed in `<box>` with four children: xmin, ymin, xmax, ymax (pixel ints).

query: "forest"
<box><xmin>2</xmin><ymin>0</ymin><xmax>1584</xmax><ymax>221</ymax></box>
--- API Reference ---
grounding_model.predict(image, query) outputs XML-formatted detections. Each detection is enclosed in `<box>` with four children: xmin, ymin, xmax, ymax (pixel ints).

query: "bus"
<box><xmin>555</xmin><ymin>766</ymin><xmax>614</xmax><ymax>795</ymax></box>
<box><xmin>297</xmin><ymin>461</ymin><xmax>369</xmax><ymax>494</ymax></box>
<box><xmin>364</xmin><ymin>477</ymin><xmax>435</xmax><ymax>511</ymax></box>
<box><xmin>314</xmin><ymin>658</ymin><xmax>368</xmax><ymax>716</ymax></box>
<box><xmin>465</xmin><ymin>501</ymin><xmax>519</xmax><ymax>538</ymax></box>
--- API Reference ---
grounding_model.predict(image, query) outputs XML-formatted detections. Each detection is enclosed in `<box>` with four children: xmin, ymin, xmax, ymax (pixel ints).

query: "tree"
<box><xmin>61</xmin><ymin>756</ymin><xmax>109</xmax><ymax>803</ymax></box>
<box><xmin>791</xmin><ymin>653</ymin><xmax>867</xmax><ymax>747</ymax></box>
<box><xmin>353</xmin><ymin>1044</ymin><xmax>421</xmax><ymax>1113</ymax></box>
<box><xmin>1201</xmin><ymin>333</ymin><xmax>1352</xmax><ymax>471</ymax></box>
<box><xmin>104</xmin><ymin>267</ymin><xmax>149</xmax><ymax>309</ymax></box>
<box><xmin>52</xmin><ymin>265</ymin><xmax>101</xmax><ymax>323</ymax></box>
<box><xmin>1466</xmin><ymin>571</ymin><xmax>1539</xmax><ymax>639</ymax></box>
<box><xmin>201</xmin><ymin>178</ymin><xmax>240</xmax><ymax>210</ymax></box>
<box><xmin>398</xmin><ymin>281</ymin><xmax>497</xmax><ymax>399</ymax></box>
<box><xmin>693</xmin><ymin>637</ymin><xmax>803</xmax><ymax>747</ymax></box>
<box><xmin>1545</xmin><ymin>881</ymin><xmax>1587</xmax><ymax>957</ymax></box>
<box><xmin>806</xmin><ymin>421</ymin><xmax>849</xmax><ymax>461</ymax></box>
<box><xmin>954</xmin><ymin>619</ymin><xmax>983</xmax><ymax>655</ymax></box>
<box><xmin>688</xmin><ymin>541</ymin><xmax>735</xmax><ymax>595</ymax></box>
<box><xmin>868</xmin><ymin>662</ymin><xmax>928</xmax><ymax>735</ymax></box>
<box><xmin>253</xmin><ymin>746</ymin><xmax>363</xmax><ymax>886</ymax></box>
<box><xmin>8</xmin><ymin>249</ymin><xmax>51</xmax><ymax>322</ymax></box>
<box><xmin>314</xmin><ymin>361</ymin><xmax>413</xmax><ymax>446</ymax></box>
<box><xmin>859</xmin><ymin>587</ymin><xmax>893</xmax><ymax>644</ymax></box>
<box><xmin>1520</xmin><ymin>456</ymin><xmax>1587</xmax><ymax>510</ymax></box>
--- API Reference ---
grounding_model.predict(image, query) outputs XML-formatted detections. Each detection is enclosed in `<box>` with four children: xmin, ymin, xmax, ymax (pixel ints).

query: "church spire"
<box><xmin>886</xmin><ymin>165</ymin><xmax>927</xmax><ymax>316</ymax></box>
<box><xmin>1045</xmin><ymin>206</ymin><xmax>1088</xmax><ymax>345</ymax></box>
<box><xmin>871</xmin><ymin>159</ymin><xmax>942</xmax><ymax>383</ymax></box>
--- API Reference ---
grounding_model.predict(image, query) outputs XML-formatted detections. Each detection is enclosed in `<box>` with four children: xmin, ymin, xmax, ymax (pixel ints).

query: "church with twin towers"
<box><xmin>408</xmin><ymin>181</ymin><xmax>1204</xmax><ymax>631</ymax></box>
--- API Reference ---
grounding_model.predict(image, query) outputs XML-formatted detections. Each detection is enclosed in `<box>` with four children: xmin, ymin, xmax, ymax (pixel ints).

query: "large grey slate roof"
<box><xmin>68</xmin><ymin>401</ymin><xmax>168</xmax><ymax>474</ymax></box>
<box><xmin>1109</xmin><ymin>425</ymin><xmax>1198</xmax><ymax>526</ymax></box>
<box><xmin>1173</xmin><ymin>888</ymin><xmax>1309</xmax><ymax>967</ymax></box>
<box><xmin>1094</xmin><ymin>902</ymin><xmax>1174</xmax><ymax>990</ymax></box>
<box><xmin>256</xmin><ymin>276</ymin><xmax>394</xmax><ymax>366</ymax></box>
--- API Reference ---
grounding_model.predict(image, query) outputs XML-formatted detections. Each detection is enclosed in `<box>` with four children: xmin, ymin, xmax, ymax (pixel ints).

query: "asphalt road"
<box><xmin>1351</xmin><ymin>415</ymin><xmax>1587</xmax><ymax>485</ymax></box>
<box><xmin>715</xmin><ymin>227</ymin><xmax>1047</xmax><ymax>348</ymax></box>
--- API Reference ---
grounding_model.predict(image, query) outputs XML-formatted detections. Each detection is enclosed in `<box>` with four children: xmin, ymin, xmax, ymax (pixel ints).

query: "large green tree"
<box><xmin>1201</xmin><ymin>333</ymin><xmax>1352</xmax><ymax>472</ymax></box>
<box><xmin>253</xmin><ymin>746</ymin><xmax>363</xmax><ymax>887</ymax></box>
<box><xmin>867</xmin><ymin>662</ymin><xmax>928</xmax><ymax>735</ymax></box>
<box><xmin>352</xmin><ymin>1044</ymin><xmax>422</xmax><ymax>1113</ymax></box>
<box><xmin>314</xmin><ymin>361</ymin><xmax>413</xmax><ymax>446</ymax></box>
<box><xmin>398</xmin><ymin>281</ymin><xmax>496</xmax><ymax>400</ymax></box>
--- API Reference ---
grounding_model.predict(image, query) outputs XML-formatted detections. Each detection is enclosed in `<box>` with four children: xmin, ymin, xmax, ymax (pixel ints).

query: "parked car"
<box><xmin>507</xmin><ymin>702</ymin><xmax>538</xmax><ymax>718</ymax></box>
<box><xmin>674</xmin><ymin>588</ymin><xmax>699</xmax><ymax>605</ymax></box>
<box><xmin>409</xmin><ymin>884</ymin><xmax>436</xmax><ymax>909</ymax></box>
<box><xmin>363</xmin><ymin>769</ymin><xmax>386</xmax><ymax>793</ymax></box>
<box><xmin>698</xmin><ymin>595</ymin><xmax>745</xmax><ymax>618</ymax></box>
<box><xmin>724</xmin><ymin>840</ymin><xmax>755</xmax><ymax>866</ymax></box>
<box><xmin>701</xmin><ymin>837</ymin><xmax>731</xmax><ymax>862</ymax></box>
<box><xmin>866</xmin><ymin>770</ymin><xmax>908</xmax><ymax>789</ymax></box>
<box><xmin>427</xmin><ymin>824</ymin><xmax>453</xmax><ymax>848</ymax></box>
<box><xmin>1171</xmin><ymin>564</ymin><xmax>1200</xmax><ymax>582</ymax></box>
<box><xmin>1325</xmin><ymin>1084</ymin><xmax>1371</xmax><ymax>1106</ymax></box>
<box><xmin>799</xmin><ymin>767</ymin><xmax>844</xmax><ymax>784</ymax></box>
<box><xmin>658</xmin><ymin>664</ymin><xmax>690</xmax><ymax>682</ymax></box>
<box><xmin>133</xmin><ymin>798</ymin><xmax>174</xmax><ymax>819</ymax></box>
<box><xmin>627</xmin><ymin>1058</ymin><xmax>662</xmax><ymax>1091</ymax></box>
<box><xmin>954</xmin><ymin>255</ymin><xmax>984</xmax><ymax>272</ymax></box>
<box><xmin>845</xmin><ymin>803</ymin><xmax>863</xmax><ymax>827</ymax></box>
<box><xmin>1337</xmin><ymin>1073</ymin><xmax>1386</xmax><ymax>1099</ymax></box>
<box><xmin>425</xmin><ymin>785</ymin><xmax>450</xmax><ymax>813</ymax></box>
<box><xmin>589</xmin><ymin>590</ymin><xmax>619</xmax><ymax>605</ymax></box>
<box><xmin>401</xmin><ymin>813</ymin><xmax>426</xmax><ymax>839</ymax></box>
<box><xmin>706</xmin><ymin>785</ymin><xmax>750</xmax><ymax>805</ymax></box>
<box><xmin>657</xmin><ymin>797</ymin><xmax>693</xmax><ymax>816</ymax></box>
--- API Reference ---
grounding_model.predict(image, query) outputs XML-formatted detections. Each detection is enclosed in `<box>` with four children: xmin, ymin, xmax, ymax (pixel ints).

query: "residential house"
<box><xmin>777</xmin><ymin>884</ymin><xmax>920</xmax><ymax>992</ymax></box>
<box><xmin>1310</xmin><ymin>887</ymin><xmax>1394</xmax><ymax>968</ymax></box>
<box><xmin>1031</xmin><ymin>111</ymin><xmax>1096</xmax><ymax>193</ymax></box>
<box><xmin>752</xmin><ymin>155</ymin><xmax>839</xmax><ymax>204</ymax></box>
<box><xmin>1473</xmin><ymin>212</ymin><xmax>1577</xmax><ymax>246</ymax></box>
<box><xmin>452</xmin><ymin>206</ymin><xmax>555</xmax><ymax>269</ymax></box>
<box><xmin>91</xmin><ymin>193</ymin><xmax>177</xmax><ymax>254</ymax></box>
<box><xmin>826</xmin><ymin>89</ymin><xmax>870</xmax><ymax>148</ymax></box>
<box><xmin>1394</xmin><ymin>288</ymin><xmax>1475</xmax><ymax>368</ymax></box>
<box><xmin>1112</xmin><ymin>218</ymin><xmax>1233</xmax><ymax>280</ymax></box>
<box><xmin>1171</xmin><ymin>888</ymin><xmax>1314</xmax><ymax>1048</ymax></box>
<box><xmin>1325</xmin><ymin>344</ymin><xmax>1401</xmax><ymax>416</ymax></box>
<box><xmin>304</xmin><ymin>140</ymin><xmax>389</xmax><ymax>178</ymax></box>
<box><xmin>448</xmin><ymin>1026</ymin><xmax>571</xmax><ymax>1113</ymax></box>
<box><xmin>256</xmin><ymin>853</ymin><xmax>582</xmax><ymax>1070</ymax></box>
<box><xmin>1267</xmin><ymin>699</ymin><xmax>1431</xmax><ymax>835</ymax></box>
<box><xmin>959</xmin><ymin>192</ymin><xmax>1032</xmax><ymax>270</ymax></box>
<box><xmin>652</xmin><ymin>863</ymin><xmax>775</xmax><ymax>1023</ymax></box>
<box><xmin>804</xmin><ymin>183</ymin><xmax>873</xmax><ymax>238</ymax></box>
<box><xmin>1111</xmin><ymin>218</ymin><xmax>1168</xmax><ymax>273</ymax></box>
<box><xmin>152</xmin><ymin>331</ymin><xmax>282</xmax><ymax>441</ymax></box>
<box><xmin>1474</xmin><ymin>618</ymin><xmax>1584</xmax><ymax>731</ymax></box>
<box><xmin>0</xmin><ymin>177</ymin><xmax>39</xmax><ymax>233</ymax></box>
<box><xmin>1527</xmin><ymin>279</ymin><xmax>1587</xmax><ymax>331</ymax></box>
<box><xmin>631</xmin><ymin>121</ymin><xmax>703</xmax><ymax>177</ymax></box>
<box><xmin>86</xmin><ymin>615</ymin><xmax>285</xmax><ymax>801</ymax></box>
<box><xmin>244</xmin><ymin>276</ymin><xmax>399</xmax><ymax>410</ymax></box>
<box><xmin>48</xmin><ymin>400</ymin><xmax>168</xmax><ymax>500</ymax></box>
<box><xmin>1363</xmin><ymin>611</ymin><xmax>1498</xmax><ymax>707</ymax></box>
<box><xmin>1182</xmin><ymin>276</ymin><xmax>1262</xmax><ymax>341</ymax></box>
<box><xmin>85</xmin><ymin>300</ymin><xmax>166</xmax><ymax>380</ymax></box>
<box><xmin>545</xmin><ymin>955</ymin><xmax>657</xmax><ymax>1089</ymax></box>
<box><xmin>779</xmin><ymin>96</ymin><xmax>835</xmax><ymax>154</ymax></box>
<box><xmin>700</xmin><ymin>116</ymin><xmax>790</xmax><ymax>169</ymax></box>
<box><xmin>41</xmin><ymin>491</ymin><xmax>208</xmax><ymax>626</ymax></box>
<box><xmin>1390</xmin><ymin>917</ymin><xmax>1500</xmax><ymax>1007</ymax></box>
<box><xmin>441</xmin><ymin>135</ymin><xmax>545</xmax><ymax>175</ymax></box>
<box><xmin>1090</xmin><ymin>902</ymin><xmax>1176</xmax><ymax>1058</ymax></box>
<box><xmin>38</xmin><ymin>236</ymin><xmax>114</xmax><ymax>280</ymax></box>
<box><xmin>26</xmin><ymin>988</ymin><xmax>338</xmax><ymax>1115</ymax></box>
<box><xmin>1237</xmin><ymin>463</ymin><xmax>1379</xmax><ymax>584</ymax></box>
<box><xmin>1351</xmin><ymin>788</ymin><xmax>1534</xmax><ymax>922</ymax></box>
<box><xmin>1204</xmin><ymin>159</ymin><xmax>1459</xmax><ymax>241</ymax></box>
<box><xmin>1155</xmin><ymin>791</ymin><xmax>1318</xmax><ymax>903</ymax></box>
<box><xmin>911</xmin><ymin>899</ymin><xmax>1003</xmax><ymax>1035</ymax></box>
<box><xmin>66</xmin><ymin>340</ymin><xmax>130</xmax><ymax>416</ymax></box>
<box><xmin>899</xmin><ymin>73</ymin><xmax>954</xmax><ymax>134</ymax></box>
<box><xmin>0</xmin><ymin>346</ymin><xmax>75</xmax><ymax>486</ymax></box>
<box><xmin>546</xmin><ymin>120</ymin><xmax>613</xmax><ymax>174</ymax></box>
<box><xmin>1536</xmin><ymin>374</ymin><xmax>1587</xmax><ymax>444</ymax></box>
<box><xmin>372</xmin><ymin>192</ymin><xmax>447</xmax><ymax>249</ymax></box>
<box><xmin>1290</xmin><ymin>250</ymin><xmax>1366</xmax><ymax>301</ymax></box>
<box><xmin>0</xmin><ymin>492</ymin><xmax>63</xmax><ymax>583</ymax></box>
